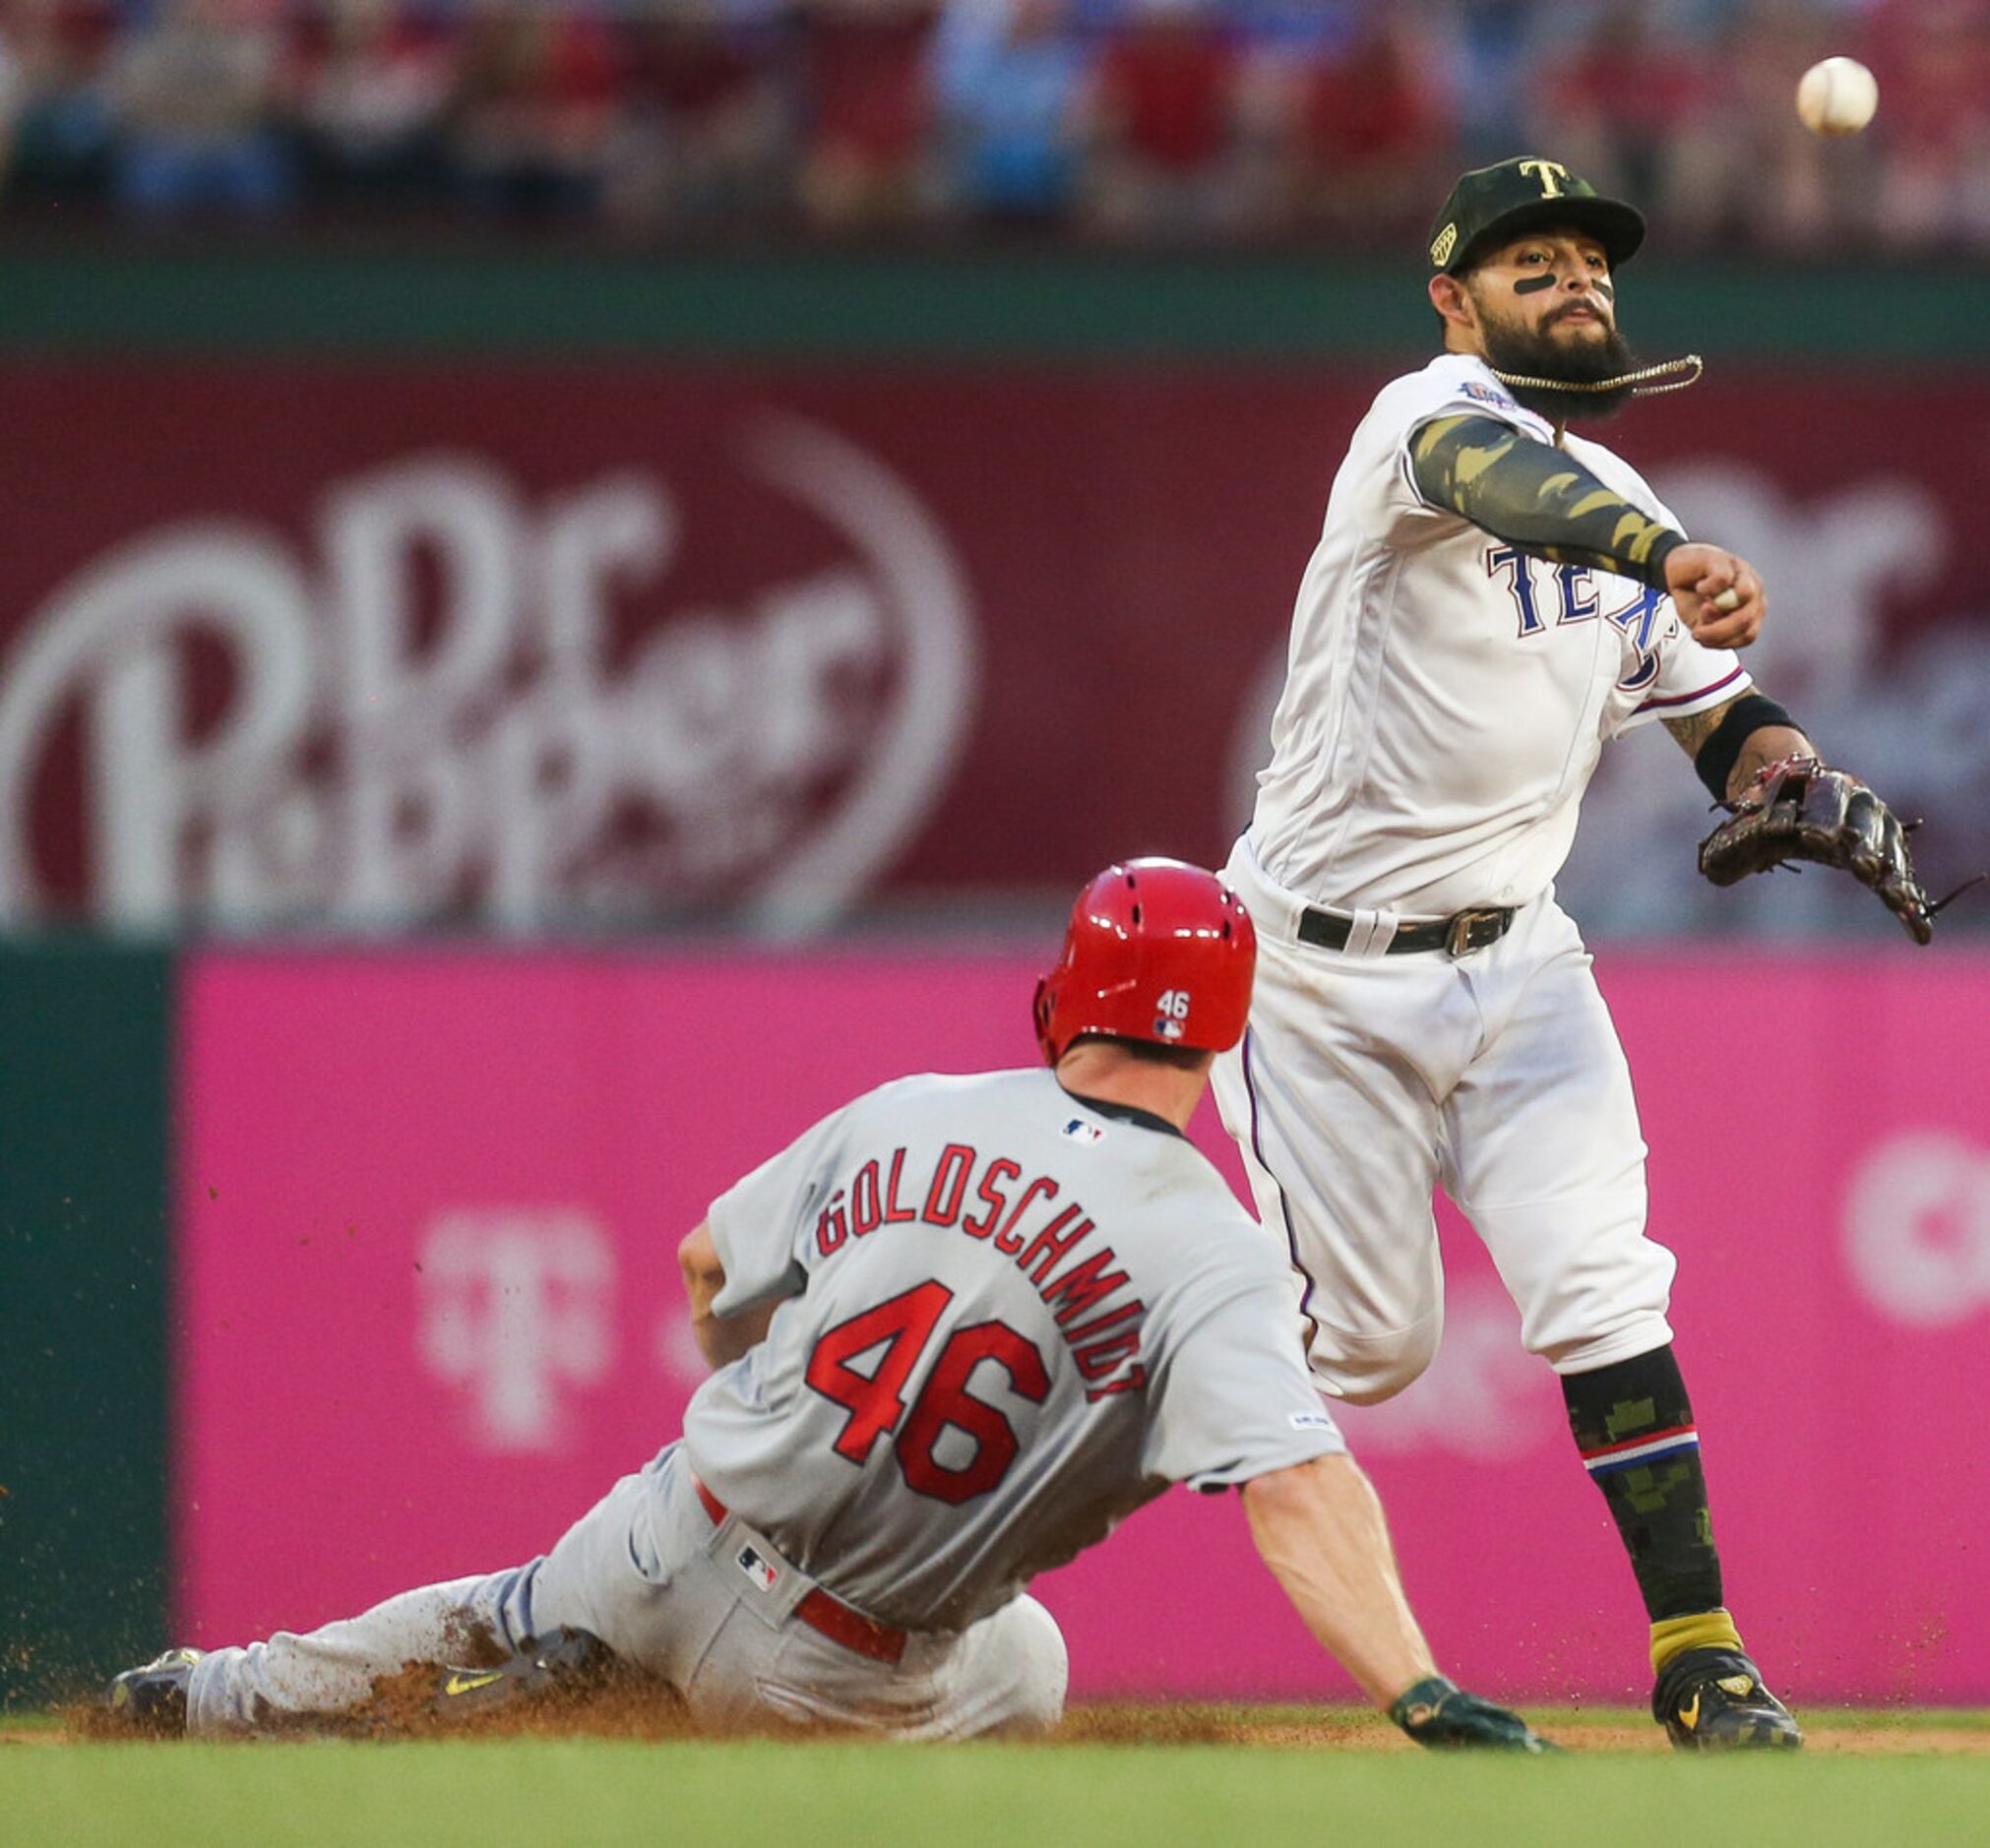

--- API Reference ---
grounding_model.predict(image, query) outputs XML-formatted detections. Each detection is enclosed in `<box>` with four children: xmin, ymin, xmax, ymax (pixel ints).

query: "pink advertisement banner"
<box><xmin>178</xmin><ymin>949</ymin><xmax>1990</xmax><ymax>1703</ymax></box>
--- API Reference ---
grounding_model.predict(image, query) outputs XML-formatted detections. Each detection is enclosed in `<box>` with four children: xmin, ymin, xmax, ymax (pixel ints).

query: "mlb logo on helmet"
<box><xmin>1031</xmin><ymin>858</ymin><xmax>1256</xmax><ymax>1066</ymax></box>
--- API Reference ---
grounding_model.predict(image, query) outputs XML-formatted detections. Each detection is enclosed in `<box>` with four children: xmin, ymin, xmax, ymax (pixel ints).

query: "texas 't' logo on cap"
<box><xmin>1427</xmin><ymin>156</ymin><xmax>1646</xmax><ymax>275</ymax></box>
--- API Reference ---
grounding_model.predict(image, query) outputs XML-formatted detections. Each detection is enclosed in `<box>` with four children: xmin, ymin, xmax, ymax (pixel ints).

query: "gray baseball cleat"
<box><xmin>105</xmin><ymin>1647</ymin><xmax>205</xmax><ymax>1736</ymax></box>
<box><xmin>1652</xmin><ymin>1647</ymin><xmax>1804</xmax><ymax>1751</ymax></box>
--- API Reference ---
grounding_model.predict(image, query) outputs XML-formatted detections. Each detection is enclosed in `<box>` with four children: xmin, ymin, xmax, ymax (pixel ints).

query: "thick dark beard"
<box><xmin>1480</xmin><ymin>314</ymin><xmax>1641</xmax><ymax>423</ymax></box>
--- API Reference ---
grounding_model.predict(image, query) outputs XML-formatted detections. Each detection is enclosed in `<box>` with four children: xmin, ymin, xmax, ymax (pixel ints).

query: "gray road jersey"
<box><xmin>683</xmin><ymin>1069</ymin><xmax>1342</xmax><ymax>1633</ymax></box>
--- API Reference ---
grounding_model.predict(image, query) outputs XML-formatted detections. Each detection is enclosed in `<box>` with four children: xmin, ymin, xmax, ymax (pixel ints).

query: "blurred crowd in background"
<box><xmin>0</xmin><ymin>0</ymin><xmax>1979</xmax><ymax>255</ymax></box>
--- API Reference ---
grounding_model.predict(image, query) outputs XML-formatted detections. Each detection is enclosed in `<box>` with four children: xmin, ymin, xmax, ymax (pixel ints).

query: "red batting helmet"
<box><xmin>1033</xmin><ymin>858</ymin><xmax>1257</xmax><ymax>1066</ymax></box>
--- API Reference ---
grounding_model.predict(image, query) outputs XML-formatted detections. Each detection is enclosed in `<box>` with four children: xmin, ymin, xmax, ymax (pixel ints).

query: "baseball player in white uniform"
<box><xmin>1213</xmin><ymin>157</ymin><xmax>1928</xmax><ymax>1752</ymax></box>
<box><xmin>107</xmin><ymin>860</ymin><xmax>1549</xmax><ymax>1752</ymax></box>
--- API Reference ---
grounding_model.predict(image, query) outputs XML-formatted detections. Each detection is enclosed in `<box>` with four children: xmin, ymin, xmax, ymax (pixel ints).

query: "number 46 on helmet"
<box><xmin>1032</xmin><ymin>858</ymin><xmax>1257</xmax><ymax>1065</ymax></box>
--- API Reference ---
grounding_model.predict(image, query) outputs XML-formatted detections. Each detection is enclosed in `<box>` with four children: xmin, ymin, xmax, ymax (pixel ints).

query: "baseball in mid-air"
<box><xmin>1796</xmin><ymin>56</ymin><xmax>1879</xmax><ymax>136</ymax></box>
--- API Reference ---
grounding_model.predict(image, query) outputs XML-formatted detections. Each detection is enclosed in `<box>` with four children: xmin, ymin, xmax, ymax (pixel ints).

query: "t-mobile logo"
<box><xmin>1844</xmin><ymin>1133</ymin><xmax>1990</xmax><ymax>1327</ymax></box>
<box><xmin>416</xmin><ymin>1208</ymin><xmax>617</xmax><ymax>1450</ymax></box>
<box><xmin>1334</xmin><ymin>1279</ymin><xmax>1555</xmax><ymax>1460</ymax></box>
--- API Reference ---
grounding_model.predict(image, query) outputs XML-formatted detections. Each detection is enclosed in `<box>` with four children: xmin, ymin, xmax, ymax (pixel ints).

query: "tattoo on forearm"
<box><xmin>1728</xmin><ymin>725</ymin><xmax>1815</xmax><ymax>796</ymax></box>
<box><xmin>1662</xmin><ymin>703</ymin><xmax>1730</xmax><ymax>761</ymax></box>
<box><xmin>1410</xmin><ymin>413</ymin><xmax>1685</xmax><ymax>587</ymax></box>
<box><xmin>1671</xmin><ymin>692</ymin><xmax>1815</xmax><ymax>799</ymax></box>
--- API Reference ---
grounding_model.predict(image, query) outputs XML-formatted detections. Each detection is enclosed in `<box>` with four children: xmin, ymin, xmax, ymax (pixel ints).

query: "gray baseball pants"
<box><xmin>186</xmin><ymin>1441</ymin><xmax>1069</xmax><ymax>1738</ymax></box>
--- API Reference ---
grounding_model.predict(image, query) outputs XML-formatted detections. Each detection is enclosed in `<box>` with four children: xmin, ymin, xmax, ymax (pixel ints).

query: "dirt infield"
<box><xmin>16</xmin><ymin>1689</ymin><xmax>1990</xmax><ymax>1754</ymax></box>
<box><xmin>1058</xmin><ymin>1705</ymin><xmax>1990</xmax><ymax>1755</ymax></box>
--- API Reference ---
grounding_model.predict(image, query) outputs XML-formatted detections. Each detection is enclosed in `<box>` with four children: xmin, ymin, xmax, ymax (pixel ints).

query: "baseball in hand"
<box><xmin>1712</xmin><ymin>587</ymin><xmax>1742</xmax><ymax>612</ymax></box>
<box><xmin>1796</xmin><ymin>57</ymin><xmax>1879</xmax><ymax>136</ymax></box>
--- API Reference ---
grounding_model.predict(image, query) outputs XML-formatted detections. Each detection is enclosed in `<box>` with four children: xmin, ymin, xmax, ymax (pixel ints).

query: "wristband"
<box><xmin>1694</xmin><ymin>695</ymin><xmax>1797</xmax><ymax>804</ymax></box>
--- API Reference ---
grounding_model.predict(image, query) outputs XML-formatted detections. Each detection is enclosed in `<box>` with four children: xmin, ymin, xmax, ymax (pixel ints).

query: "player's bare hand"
<box><xmin>1664</xmin><ymin>543</ymin><xmax>1765</xmax><ymax>649</ymax></box>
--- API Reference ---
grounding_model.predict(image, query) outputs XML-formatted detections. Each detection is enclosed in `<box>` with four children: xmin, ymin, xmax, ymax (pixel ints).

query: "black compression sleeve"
<box><xmin>1693</xmin><ymin>693</ymin><xmax>1797</xmax><ymax>802</ymax></box>
<box><xmin>1409</xmin><ymin>413</ymin><xmax>1687</xmax><ymax>588</ymax></box>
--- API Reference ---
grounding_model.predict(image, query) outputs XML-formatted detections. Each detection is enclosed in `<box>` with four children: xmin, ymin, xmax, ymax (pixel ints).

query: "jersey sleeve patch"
<box><xmin>1462</xmin><ymin>379</ymin><xmax>1521</xmax><ymax>413</ymax></box>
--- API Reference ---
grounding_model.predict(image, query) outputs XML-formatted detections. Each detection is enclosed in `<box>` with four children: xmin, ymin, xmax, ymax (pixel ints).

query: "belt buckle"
<box><xmin>1445</xmin><ymin>908</ymin><xmax>1501</xmax><ymax>958</ymax></box>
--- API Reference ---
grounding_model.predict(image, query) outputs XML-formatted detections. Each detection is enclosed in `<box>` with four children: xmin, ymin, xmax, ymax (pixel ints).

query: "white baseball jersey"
<box><xmin>684</xmin><ymin>1068</ymin><xmax>1344</xmax><ymax>1632</ymax></box>
<box><xmin>1249</xmin><ymin>352</ymin><xmax>1750</xmax><ymax>917</ymax></box>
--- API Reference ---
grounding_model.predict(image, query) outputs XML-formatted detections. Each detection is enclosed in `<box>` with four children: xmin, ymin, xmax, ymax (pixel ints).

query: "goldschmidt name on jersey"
<box><xmin>809</xmin><ymin>1137</ymin><xmax>1150</xmax><ymax>1401</ymax></box>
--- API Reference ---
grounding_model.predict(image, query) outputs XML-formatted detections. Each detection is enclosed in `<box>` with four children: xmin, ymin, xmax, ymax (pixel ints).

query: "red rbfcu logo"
<box><xmin>0</xmin><ymin>414</ymin><xmax>976</xmax><ymax>933</ymax></box>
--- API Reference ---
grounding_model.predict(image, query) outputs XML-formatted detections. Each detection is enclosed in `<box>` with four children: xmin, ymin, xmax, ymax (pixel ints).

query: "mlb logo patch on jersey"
<box><xmin>735</xmin><ymin>1545</ymin><xmax>779</xmax><ymax>1592</ymax></box>
<box><xmin>1062</xmin><ymin>1118</ymin><xmax>1105</xmax><ymax>1145</ymax></box>
<box><xmin>1462</xmin><ymin>381</ymin><xmax>1518</xmax><ymax>411</ymax></box>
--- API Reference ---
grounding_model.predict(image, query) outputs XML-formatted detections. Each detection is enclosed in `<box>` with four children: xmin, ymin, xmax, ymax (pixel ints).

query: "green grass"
<box><xmin>7</xmin><ymin>1712</ymin><xmax>1990</xmax><ymax>1848</ymax></box>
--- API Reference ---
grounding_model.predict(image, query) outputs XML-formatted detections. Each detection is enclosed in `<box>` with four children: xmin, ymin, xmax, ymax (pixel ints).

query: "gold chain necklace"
<box><xmin>1489</xmin><ymin>353</ymin><xmax>1705</xmax><ymax>399</ymax></box>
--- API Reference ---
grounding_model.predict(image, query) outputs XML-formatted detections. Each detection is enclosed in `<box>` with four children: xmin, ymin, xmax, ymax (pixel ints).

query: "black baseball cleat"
<box><xmin>429</xmin><ymin>1626</ymin><xmax>613</xmax><ymax>1720</ymax></box>
<box><xmin>104</xmin><ymin>1647</ymin><xmax>205</xmax><ymax>1736</ymax></box>
<box><xmin>1652</xmin><ymin>1646</ymin><xmax>1803</xmax><ymax>1752</ymax></box>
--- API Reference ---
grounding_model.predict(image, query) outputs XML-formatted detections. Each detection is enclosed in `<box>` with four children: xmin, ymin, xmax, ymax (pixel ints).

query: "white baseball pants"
<box><xmin>186</xmin><ymin>1441</ymin><xmax>1068</xmax><ymax>1738</ymax></box>
<box><xmin>1212</xmin><ymin>846</ymin><xmax>1676</xmax><ymax>1404</ymax></box>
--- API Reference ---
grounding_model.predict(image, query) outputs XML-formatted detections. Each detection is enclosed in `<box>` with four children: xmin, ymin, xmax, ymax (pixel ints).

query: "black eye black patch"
<box><xmin>1591</xmin><ymin>279</ymin><xmax>1616</xmax><ymax>302</ymax></box>
<box><xmin>1512</xmin><ymin>273</ymin><xmax>1558</xmax><ymax>295</ymax></box>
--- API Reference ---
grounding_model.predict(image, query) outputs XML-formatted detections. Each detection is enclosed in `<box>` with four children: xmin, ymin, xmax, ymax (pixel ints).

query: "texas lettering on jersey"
<box><xmin>811</xmin><ymin>1141</ymin><xmax>1148</xmax><ymax>1401</ymax></box>
<box><xmin>1485</xmin><ymin>544</ymin><xmax>1673</xmax><ymax>690</ymax></box>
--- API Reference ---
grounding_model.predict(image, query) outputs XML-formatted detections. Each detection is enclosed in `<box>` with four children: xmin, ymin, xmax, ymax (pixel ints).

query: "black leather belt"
<box><xmin>1297</xmin><ymin>904</ymin><xmax>1516</xmax><ymax>958</ymax></box>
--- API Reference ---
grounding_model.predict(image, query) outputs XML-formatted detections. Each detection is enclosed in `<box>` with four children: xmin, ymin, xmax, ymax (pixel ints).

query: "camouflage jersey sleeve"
<box><xmin>1409</xmin><ymin>413</ymin><xmax>1686</xmax><ymax>588</ymax></box>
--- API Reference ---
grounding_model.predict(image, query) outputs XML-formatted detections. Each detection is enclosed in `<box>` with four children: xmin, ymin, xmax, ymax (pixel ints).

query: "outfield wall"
<box><xmin>1</xmin><ymin>362</ymin><xmax>1985</xmax><ymax>941</ymax></box>
<box><xmin>170</xmin><ymin>947</ymin><xmax>1990</xmax><ymax>1705</ymax></box>
<box><xmin>0</xmin><ymin>247</ymin><xmax>1981</xmax><ymax>948</ymax></box>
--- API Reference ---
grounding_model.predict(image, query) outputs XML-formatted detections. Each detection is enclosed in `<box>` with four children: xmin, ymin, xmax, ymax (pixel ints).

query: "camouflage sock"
<box><xmin>1561</xmin><ymin>1344</ymin><xmax>1723</xmax><ymax>1623</ymax></box>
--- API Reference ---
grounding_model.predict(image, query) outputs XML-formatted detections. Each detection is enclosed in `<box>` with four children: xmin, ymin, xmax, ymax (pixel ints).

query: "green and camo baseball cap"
<box><xmin>1428</xmin><ymin>156</ymin><xmax>1646</xmax><ymax>275</ymax></box>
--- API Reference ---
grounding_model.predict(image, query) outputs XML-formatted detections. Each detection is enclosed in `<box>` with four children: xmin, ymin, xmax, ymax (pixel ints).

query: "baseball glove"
<box><xmin>1389</xmin><ymin>1676</ymin><xmax>1556</xmax><ymax>1752</ymax></box>
<box><xmin>1697</xmin><ymin>756</ymin><xmax>1935</xmax><ymax>944</ymax></box>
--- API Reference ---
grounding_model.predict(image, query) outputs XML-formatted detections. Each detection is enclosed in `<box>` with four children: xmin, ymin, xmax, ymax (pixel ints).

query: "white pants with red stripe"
<box><xmin>1211</xmin><ymin>841</ymin><xmax>1676</xmax><ymax>1405</ymax></box>
<box><xmin>186</xmin><ymin>1441</ymin><xmax>1067</xmax><ymax>1739</ymax></box>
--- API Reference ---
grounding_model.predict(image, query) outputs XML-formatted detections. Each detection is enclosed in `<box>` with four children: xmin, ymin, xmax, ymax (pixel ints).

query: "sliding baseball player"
<box><xmin>109</xmin><ymin>860</ymin><xmax>1549</xmax><ymax>1751</ymax></box>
